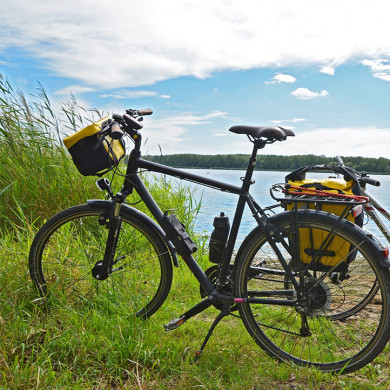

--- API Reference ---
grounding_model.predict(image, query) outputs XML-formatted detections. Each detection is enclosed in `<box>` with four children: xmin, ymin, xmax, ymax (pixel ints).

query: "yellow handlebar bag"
<box><xmin>63</xmin><ymin>117</ymin><xmax>125</xmax><ymax>176</ymax></box>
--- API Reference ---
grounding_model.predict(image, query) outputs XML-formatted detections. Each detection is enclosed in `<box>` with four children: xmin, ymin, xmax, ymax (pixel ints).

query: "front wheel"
<box><xmin>234</xmin><ymin>210</ymin><xmax>390</xmax><ymax>373</ymax></box>
<box><xmin>29</xmin><ymin>203</ymin><xmax>173</xmax><ymax>318</ymax></box>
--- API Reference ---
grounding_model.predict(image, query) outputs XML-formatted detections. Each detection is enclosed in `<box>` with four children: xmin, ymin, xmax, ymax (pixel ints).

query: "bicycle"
<box><xmin>29</xmin><ymin>109</ymin><xmax>390</xmax><ymax>374</ymax></box>
<box><xmin>335</xmin><ymin>156</ymin><xmax>390</xmax><ymax>246</ymax></box>
<box><xmin>279</xmin><ymin>156</ymin><xmax>390</xmax><ymax>319</ymax></box>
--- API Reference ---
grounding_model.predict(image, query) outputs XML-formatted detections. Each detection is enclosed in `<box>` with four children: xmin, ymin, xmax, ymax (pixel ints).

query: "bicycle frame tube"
<box><xmin>128</xmin><ymin>158</ymin><xmax>249</xmax><ymax>295</ymax></box>
<box><xmin>121</xmin><ymin>141</ymin><xmax>297</xmax><ymax>305</ymax></box>
<box><xmin>138</xmin><ymin>159</ymin><xmax>243</xmax><ymax>194</ymax></box>
<box><xmin>363</xmin><ymin>188</ymin><xmax>390</xmax><ymax>243</ymax></box>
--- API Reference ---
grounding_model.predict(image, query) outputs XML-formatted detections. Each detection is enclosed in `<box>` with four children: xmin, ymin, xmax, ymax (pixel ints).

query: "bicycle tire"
<box><xmin>29</xmin><ymin>203</ymin><xmax>173</xmax><ymax>318</ymax></box>
<box><xmin>234</xmin><ymin>209</ymin><xmax>390</xmax><ymax>373</ymax></box>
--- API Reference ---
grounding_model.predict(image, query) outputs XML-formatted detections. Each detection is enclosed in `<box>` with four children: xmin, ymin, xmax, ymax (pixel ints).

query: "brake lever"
<box><xmin>123</xmin><ymin>113</ymin><xmax>143</xmax><ymax>130</ymax></box>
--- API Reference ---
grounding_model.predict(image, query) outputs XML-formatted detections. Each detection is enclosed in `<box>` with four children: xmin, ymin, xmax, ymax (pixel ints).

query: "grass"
<box><xmin>1</xmin><ymin>72</ymin><xmax>390</xmax><ymax>388</ymax></box>
<box><xmin>3</xmin><ymin>232</ymin><xmax>390</xmax><ymax>389</ymax></box>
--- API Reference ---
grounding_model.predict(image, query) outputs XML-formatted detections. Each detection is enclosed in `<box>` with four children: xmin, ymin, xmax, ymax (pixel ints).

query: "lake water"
<box><xmin>165</xmin><ymin>169</ymin><xmax>390</xmax><ymax>246</ymax></box>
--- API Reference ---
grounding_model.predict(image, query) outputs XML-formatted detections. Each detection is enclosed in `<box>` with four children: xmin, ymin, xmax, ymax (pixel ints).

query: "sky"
<box><xmin>1</xmin><ymin>0</ymin><xmax>390</xmax><ymax>158</ymax></box>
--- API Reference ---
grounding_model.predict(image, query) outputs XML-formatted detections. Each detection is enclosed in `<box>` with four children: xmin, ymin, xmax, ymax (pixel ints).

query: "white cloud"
<box><xmin>320</xmin><ymin>66</ymin><xmax>335</xmax><ymax>75</ymax></box>
<box><xmin>54</xmin><ymin>85</ymin><xmax>95</xmax><ymax>95</ymax></box>
<box><xmin>100</xmin><ymin>90</ymin><xmax>170</xmax><ymax>99</ymax></box>
<box><xmin>267</xmin><ymin>127</ymin><xmax>390</xmax><ymax>158</ymax></box>
<box><xmin>265</xmin><ymin>74</ymin><xmax>296</xmax><ymax>84</ymax></box>
<box><xmin>362</xmin><ymin>59</ymin><xmax>390</xmax><ymax>81</ymax></box>
<box><xmin>291</xmin><ymin>88</ymin><xmax>329</xmax><ymax>100</ymax></box>
<box><xmin>142</xmin><ymin>110</ymin><xmax>229</xmax><ymax>154</ymax></box>
<box><xmin>1</xmin><ymin>1</ymin><xmax>390</xmax><ymax>88</ymax></box>
<box><xmin>100</xmin><ymin>91</ymin><xmax>158</xmax><ymax>99</ymax></box>
<box><xmin>270</xmin><ymin>118</ymin><xmax>306</xmax><ymax>124</ymax></box>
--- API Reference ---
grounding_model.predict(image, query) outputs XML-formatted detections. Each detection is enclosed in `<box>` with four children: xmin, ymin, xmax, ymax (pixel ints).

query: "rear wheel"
<box><xmin>29</xmin><ymin>204</ymin><xmax>173</xmax><ymax>318</ymax></box>
<box><xmin>234</xmin><ymin>210</ymin><xmax>390</xmax><ymax>373</ymax></box>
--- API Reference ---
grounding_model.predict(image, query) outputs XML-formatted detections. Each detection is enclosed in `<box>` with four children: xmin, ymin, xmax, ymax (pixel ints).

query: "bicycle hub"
<box><xmin>91</xmin><ymin>261</ymin><xmax>109</xmax><ymax>280</ymax></box>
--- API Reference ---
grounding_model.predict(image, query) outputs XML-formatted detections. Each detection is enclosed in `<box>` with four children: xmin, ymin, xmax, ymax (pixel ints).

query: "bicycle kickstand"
<box><xmin>193</xmin><ymin>305</ymin><xmax>231</xmax><ymax>362</ymax></box>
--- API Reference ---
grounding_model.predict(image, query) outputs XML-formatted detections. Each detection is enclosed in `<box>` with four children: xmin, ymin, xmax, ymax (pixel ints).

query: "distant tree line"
<box><xmin>143</xmin><ymin>154</ymin><xmax>390</xmax><ymax>174</ymax></box>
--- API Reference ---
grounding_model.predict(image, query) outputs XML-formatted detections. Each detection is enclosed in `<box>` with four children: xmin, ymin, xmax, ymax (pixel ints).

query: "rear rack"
<box><xmin>270</xmin><ymin>184</ymin><xmax>369</xmax><ymax>207</ymax></box>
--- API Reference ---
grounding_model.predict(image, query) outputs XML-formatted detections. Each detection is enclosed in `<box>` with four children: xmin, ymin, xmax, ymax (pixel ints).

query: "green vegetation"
<box><xmin>144</xmin><ymin>153</ymin><xmax>390</xmax><ymax>174</ymax></box>
<box><xmin>1</xmin><ymin>73</ymin><xmax>390</xmax><ymax>388</ymax></box>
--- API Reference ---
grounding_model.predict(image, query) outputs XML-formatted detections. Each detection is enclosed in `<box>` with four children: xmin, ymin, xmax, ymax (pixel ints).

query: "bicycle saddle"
<box><xmin>229</xmin><ymin>125</ymin><xmax>295</xmax><ymax>141</ymax></box>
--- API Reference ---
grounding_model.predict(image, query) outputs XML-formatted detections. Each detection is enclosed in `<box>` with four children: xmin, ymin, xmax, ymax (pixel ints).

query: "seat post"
<box><xmin>241</xmin><ymin>142</ymin><xmax>260</xmax><ymax>191</ymax></box>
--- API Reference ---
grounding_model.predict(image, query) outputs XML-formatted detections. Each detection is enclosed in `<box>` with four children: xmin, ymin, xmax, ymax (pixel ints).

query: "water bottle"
<box><xmin>209</xmin><ymin>212</ymin><xmax>230</xmax><ymax>263</ymax></box>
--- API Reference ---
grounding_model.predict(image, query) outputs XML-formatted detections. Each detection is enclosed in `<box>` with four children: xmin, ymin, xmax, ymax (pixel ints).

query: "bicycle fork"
<box><xmin>91</xmin><ymin>201</ymin><xmax>123</xmax><ymax>280</ymax></box>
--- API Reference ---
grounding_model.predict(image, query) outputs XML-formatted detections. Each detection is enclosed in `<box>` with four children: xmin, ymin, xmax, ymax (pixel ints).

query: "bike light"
<box><xmin>96</xmin><ymin>178</ymin><xmax>110</xmax><ymax>191</ymax></box>
<box><xmin>382</xmin><ymin>247</ymin><xmax>390</xmax><ymax>258</ymax></box>
<box><xmin>95</xmin><ymin>178</ymin><xmax>114</xmax><ymax>197</ymax></box>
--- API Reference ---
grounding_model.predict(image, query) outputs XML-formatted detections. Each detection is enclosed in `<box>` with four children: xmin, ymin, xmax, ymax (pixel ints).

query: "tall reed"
<box><xmin>0</xmin><ymin>75</ymin><xmax>89</xmax><ymax>227</ymax></box>
<box><xmin>0</xmin><ymin>73</ymin><xmax>199</xmax><ymax>232</ymax></box>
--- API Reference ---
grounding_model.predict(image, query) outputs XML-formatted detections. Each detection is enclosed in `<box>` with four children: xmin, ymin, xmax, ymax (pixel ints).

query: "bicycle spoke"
<box><xmin>30</xmin><ymin>207</ymin><xmax>172</xmax><ymax>317</ymax></box>
<box><xmin>235</xmin><ymin>210</ymin><xmax>390</xmax><ymax>372</ymax></box>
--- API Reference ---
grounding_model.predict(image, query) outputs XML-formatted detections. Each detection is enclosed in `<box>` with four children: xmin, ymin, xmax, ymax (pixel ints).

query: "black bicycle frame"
<box><xmin>114</xmin><ymin>136</ymin><xmax>298</xmax><ymax>306</ymax></box>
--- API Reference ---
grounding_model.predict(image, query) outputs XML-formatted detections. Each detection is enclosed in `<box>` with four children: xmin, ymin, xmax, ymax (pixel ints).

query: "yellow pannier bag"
<box><xmin>63</xmin><ymin>117</ymin><xmax>125</xmax><ymax>176</ymax></box>
<box><xmin>286</xmin><ymin>178</ymin><xmax>360</xmax><ymax>269</ymax></box>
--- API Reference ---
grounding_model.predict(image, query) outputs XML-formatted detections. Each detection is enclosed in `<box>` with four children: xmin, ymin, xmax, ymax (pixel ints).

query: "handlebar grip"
<box><xmin>110</xmin><ymin>122</ymin><xmax>124</xmax><ymax>139</ymax></box>
<box><xmin>335</xmin><ymin>156</ymin><xmax>344</xmax><ymax>166</ymax></box>
<box><xmin>362</xmin><ymin>177</ymin><xmax>381</xmax><ymax>187</ymax></box>
<box><xmin>138</xmin><ymin>108</ymin><xmax>153</xmax><ymax>116</ymax></box>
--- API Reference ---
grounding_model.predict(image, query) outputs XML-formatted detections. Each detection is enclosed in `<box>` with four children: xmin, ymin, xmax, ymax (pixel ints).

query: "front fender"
<box><xmin>86</xmin><ymin>199</ymin><xmax>179</xmax><ymax>267</ymax></box>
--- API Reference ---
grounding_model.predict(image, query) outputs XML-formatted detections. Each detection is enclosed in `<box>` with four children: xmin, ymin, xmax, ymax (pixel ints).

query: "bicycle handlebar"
<box><xmin>126</xmin><ymin>108</ymin><xmax>153</xmax><ymax>117</ymax></box>
<box><xmin>335</xmin><ymin>155</ymin><xmax>381</xmax><ymax>187</ymax></box>
<box><xmin>361</xmin><ymin>177</ymin><xmax>381</xmax><ymax>187</ymax></box>
<box><xmin>105</xmin><ymin>108</ymin><xmax>153</xmax><ymax>139</ymax></box>
<box><xmin>287</xmin><ymin>156</ymin><xmax>382</xmax><ymax>189</ymax></box>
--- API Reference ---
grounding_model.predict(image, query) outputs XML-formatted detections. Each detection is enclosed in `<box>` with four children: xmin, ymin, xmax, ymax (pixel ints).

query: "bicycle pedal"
<box><xmin>193</xmin><ymin>350</ymin><xmax>202</xmax><ymax>363</ymax></box>
<box><xmin>164</xmin><ymin>315</ymin><xmax>187</xmax><ymax>331</ymax></box>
